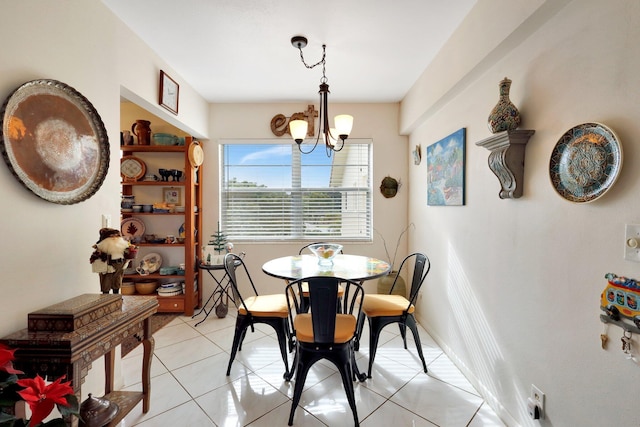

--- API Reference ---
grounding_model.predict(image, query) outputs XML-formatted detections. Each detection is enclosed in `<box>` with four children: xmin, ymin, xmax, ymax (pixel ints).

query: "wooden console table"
<box><xmin>0</xmin><ymin>294</ymin><xmax>158</xmax><ymax>427</ymax></box>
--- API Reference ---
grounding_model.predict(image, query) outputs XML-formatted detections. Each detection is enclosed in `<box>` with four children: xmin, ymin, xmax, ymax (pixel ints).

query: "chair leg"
<box><xmin>237</xmin><ymin>327</ymin><xmax>248</xmax><ymax>352</ymax></box>
<box><xmin>354</xmin><ymin>312</ymin><xmax>366</xmax><ymax>351</ymax></box>
<box><xmin>367</xmin><ymin>317</ymin><xmax>387</xmax><ymax>378</ymax></box>
<box><xmin>288</xmin><ymin>348</ymin><xmax>316</xmax><ymax>426</ymax></box>
<box><xmin>336</xmin><ymin>351</ymin><xmax>360</xmax><ymax>427</ymax></box>
<box><xmin>405</xmin><ymin>315</ymin><xmax>428</xmax><ymax>373</ymax></box>
<box><xmin>273</xmin><ymin>318</ymin><xmax>290</xmax><ymax>378</ymax></box>
<box><xmin>226</xmin><ymin>316</ymin><xmax>249</xmax><ymax>376</ymax></box>
<box><xmin>398</xmin><ymin>323</ymin><xmax>408</xmax><ymax>349</ymax></box>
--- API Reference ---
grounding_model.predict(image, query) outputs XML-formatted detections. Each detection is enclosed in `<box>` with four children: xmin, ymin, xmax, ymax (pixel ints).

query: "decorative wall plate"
<box><xmin>0</xmin><ymin>79</ymin><xmax>109</xmax><ymax>204</ymax></box>
<box><xmin>141</xmin><ymin>252</ymin><xmax>163</xmax><ymax>273</ymax></box>
<box><xmin>549</xmin><ymin>122</ymin><xmax>622</xmax><ymax>203</ymax></box>
<box><xmin>188</xmin><ymin>141</ymin><xmax>204</xmax><ymax>168</ymax></box>
<box><xmin>121</xmin><ymin>217</ymin><xmax>145</xmax><ymax>240</ymax></box>
<box><xmin>120</xmin><ymin>156</ymin><xmax>146</xmax><ymax>181</ymax></box>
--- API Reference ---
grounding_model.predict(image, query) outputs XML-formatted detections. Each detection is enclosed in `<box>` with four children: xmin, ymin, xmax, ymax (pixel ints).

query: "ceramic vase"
<box><xmin>487</xmin><ymin>77</ymin><xmax>521</xmax><ymax>133</ymax></box>
<box><xmin>377</xmin><ymin>271</ymin><xmax>406</xmax><ymax>297</ymax></box>
<box><xmin>131</xmin><ymin>120</ymin><xmax>152</xmax><ymax>145</ymax></box>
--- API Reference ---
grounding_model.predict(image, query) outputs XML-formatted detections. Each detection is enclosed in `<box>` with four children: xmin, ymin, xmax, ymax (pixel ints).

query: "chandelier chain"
<box><xmin>297</xmin><ymin>44</ymin><xmax>328</xmax><ymax>83</ymax></box>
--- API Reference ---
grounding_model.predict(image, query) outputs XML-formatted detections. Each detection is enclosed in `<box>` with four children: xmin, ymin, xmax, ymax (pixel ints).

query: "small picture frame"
<box><xmin>159</xmin><ymin>70</ymin><xmax>179</xmax><ymax>114</ymax></box>
<box><xmin>163</xmin><ymin>187</ymin><xmax>182</xmax><ymax>205</ymax></box>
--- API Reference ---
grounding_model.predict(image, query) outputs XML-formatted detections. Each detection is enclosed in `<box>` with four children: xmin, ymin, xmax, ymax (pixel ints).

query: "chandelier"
<box><xmin>289</xmin><ymin>36</ymin><xmax>353</xmax><ymax>156</ymax></box>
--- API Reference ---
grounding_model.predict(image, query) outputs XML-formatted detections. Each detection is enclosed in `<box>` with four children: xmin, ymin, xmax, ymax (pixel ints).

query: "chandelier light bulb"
<box><xmin>289</xmin><ymin>120</ymin><xmax>308</xmax><ymax>144</ymax></box>
<box><xmin>334</xmin><ymin>115</ymin><xmax>353</xmax><ymax>140</ymax></box>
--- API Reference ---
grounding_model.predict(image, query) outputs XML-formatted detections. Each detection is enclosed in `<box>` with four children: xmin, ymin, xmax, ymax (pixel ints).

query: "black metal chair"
<box><xmin>285</xmin><ymin>276</ymin><xmax>365</xmax><ymax>427</ymax></box>
<box><xmin>356</xmin><ymin>252</ymin><xmax>431</xmax><ymax>378</ymax></box>
<box><xmin>223</xmin><ymin>253</ymin><xmax>291</xmax><ymax>377</ymax></box>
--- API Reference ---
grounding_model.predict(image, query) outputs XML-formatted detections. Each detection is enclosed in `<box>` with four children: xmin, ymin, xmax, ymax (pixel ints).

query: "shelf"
<box><xmin>475</xmin><ymin>129</ymin><xmax>535</xmax><ymax>199</ymax></box>
<box><xmin>122</xmin><ymin>181</ymin><xmax>186</xmax><ymax>186</ymax></box>
<box><xmin>124</xmin><ymin>273</ymin><xmax>192</xmax><ymax>280</ymax></box>
<box><xmin>122</xmin><ymin>145</ymin><xmax>187</xmax><ymax>153</ymax></box>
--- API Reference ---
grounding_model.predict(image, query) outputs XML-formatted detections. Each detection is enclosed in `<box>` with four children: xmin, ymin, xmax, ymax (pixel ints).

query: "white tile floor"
<box><xmin>118</xmin><ymin>307</ymin><xmax>506</xmax><ymax>426</ymax></box>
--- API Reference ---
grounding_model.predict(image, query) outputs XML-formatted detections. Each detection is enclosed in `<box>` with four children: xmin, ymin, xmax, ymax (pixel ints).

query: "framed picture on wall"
<box><xmin>427</xmin><ymin>128</ymin><xmax>466</xmax><ymax>206</ymax></box>
<box><xmin>159</xmin><ymin>70</ymin><xmax>179</xmax><ymax>114</ymax></box>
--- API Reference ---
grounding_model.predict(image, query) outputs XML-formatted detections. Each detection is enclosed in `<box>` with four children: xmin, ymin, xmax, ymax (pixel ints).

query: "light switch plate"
<box><xmin>624</xmin><ymin>224</ymin><xmax>640</xmax><ymax>262</ymax></box>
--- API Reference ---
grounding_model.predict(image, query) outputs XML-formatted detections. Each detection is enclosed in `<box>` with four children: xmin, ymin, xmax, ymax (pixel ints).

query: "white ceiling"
<box><xmin>102</xmin><ymin>0</ymin><xmax>476</xmax><ymax>103</ymax></box>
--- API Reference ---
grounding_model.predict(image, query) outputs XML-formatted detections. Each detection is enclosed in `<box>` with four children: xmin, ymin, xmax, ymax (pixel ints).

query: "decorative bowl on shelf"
<box><xmin>121</xmin><ymin>282</ymin><xmax>135</xmax><ymax>295</ymax></box>
<box><xmin>308</xmin><ymin>243</ymin><xmax>343</xmax><ymax>266</ymax></box>
<box><xmin>135</xmin><ymin>280</ymin><xmax>158</xmax><ymax>295</ymax></box>
<box><xmin>152</xmin><ymin>133</ymin><xmax>178</xmax><ymax>146</ymax></box>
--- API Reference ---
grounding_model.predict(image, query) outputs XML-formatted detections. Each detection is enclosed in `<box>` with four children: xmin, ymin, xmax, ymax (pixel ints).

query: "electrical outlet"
<box><xmin>102</xmin><ymin>214</ymin><xmax>111</xmax><ymax>228</ymax></box>
<box><xmin>625</xmin><ymin>224</ymin><xmax>640</xmax><ymax>262</ymax></box>
<box><xmin>531</xmin><ymin>384</ymin><xmax>545</xmax><ymax>420</ymax></box>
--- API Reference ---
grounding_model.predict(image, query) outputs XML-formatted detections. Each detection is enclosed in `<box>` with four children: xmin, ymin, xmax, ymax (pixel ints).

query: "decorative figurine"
<box><xmin>89</xmin><ymin>228</ymin><xmax>137</xmax><ymax>294</ymax></box>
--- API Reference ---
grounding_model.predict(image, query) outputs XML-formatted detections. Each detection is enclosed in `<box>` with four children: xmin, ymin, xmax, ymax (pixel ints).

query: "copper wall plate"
<box><xmin>0</xmin><ymin>79</ymin><xmax>109</xmax><ymax>204</ymax></box>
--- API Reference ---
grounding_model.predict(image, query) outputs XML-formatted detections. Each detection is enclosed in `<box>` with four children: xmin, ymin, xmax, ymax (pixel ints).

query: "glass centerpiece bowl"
<box><xmin>308</xmin><ymin>243</ymin><xmax>343</xmax><ymax>266</ymax></box>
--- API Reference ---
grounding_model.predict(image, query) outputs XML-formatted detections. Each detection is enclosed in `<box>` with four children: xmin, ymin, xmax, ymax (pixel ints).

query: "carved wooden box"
<box><xmin>28</xmin><ymin>294</ymin><xmax>123</xmax><ymax>332</ymax></box>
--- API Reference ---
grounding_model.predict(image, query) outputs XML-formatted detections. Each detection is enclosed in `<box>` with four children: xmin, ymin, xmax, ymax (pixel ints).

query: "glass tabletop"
<box><xmin>262</xmin><ymin>254</ymin><xmax>391</xmax><ymax>281</ymax></box>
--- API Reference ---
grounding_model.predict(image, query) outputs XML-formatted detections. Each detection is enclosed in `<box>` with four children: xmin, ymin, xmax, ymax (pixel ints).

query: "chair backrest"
<box><xmin>286</xmin><ymin>276</ymin><xmax>363</xmax><ymax>344</ymax></box>
<box><xmin>224</xmin><ymin>253</ymin><xmax>256</xmax><ymax>310</ymax></box>
<box><xmin>298</xmin><ymin>242</ymin><xmax>344</xmax><ymax>255</ymax></box>
<box><xmin>393</xmin><ymin>252</ymin><xmax>431</xmax><ymax>304</ymax></box>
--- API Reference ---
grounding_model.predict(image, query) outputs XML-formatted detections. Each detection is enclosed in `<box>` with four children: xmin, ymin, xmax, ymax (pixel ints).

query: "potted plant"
<box><xmin>376</xmin><ymin>223</ymin><xmax>415</xmax><ymax>296</ymax></box>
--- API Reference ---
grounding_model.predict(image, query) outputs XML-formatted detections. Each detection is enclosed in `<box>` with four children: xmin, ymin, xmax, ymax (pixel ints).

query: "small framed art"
<box><xmin>163</xmin><ymin>187</ymin><xmax>182</xmax><ymax>205</ymax></box>
<box><xmin>159</xmin><ymin>70</ymin><xmax>179</xmax><ymax>114</ymax></box>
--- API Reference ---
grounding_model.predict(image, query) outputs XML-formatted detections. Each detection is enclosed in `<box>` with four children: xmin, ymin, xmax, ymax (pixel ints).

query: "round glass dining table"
<box><xmin>262</xmin><ymin>254</ymin><xmax>391</xmax><ymax>282</ymax></box>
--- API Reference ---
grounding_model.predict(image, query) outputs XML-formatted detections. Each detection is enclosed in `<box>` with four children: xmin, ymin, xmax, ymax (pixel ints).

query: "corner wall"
<box><xmin>402</xmin><ymin>0</ymin><xmax>640</xmax><ymax>425</ymax></box>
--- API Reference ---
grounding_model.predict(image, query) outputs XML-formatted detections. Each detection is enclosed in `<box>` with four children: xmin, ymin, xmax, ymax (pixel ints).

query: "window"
<box><xmin>220</xmin><ymin>140</ymin><xmax>372</xmax><ymax>242</ymax></box>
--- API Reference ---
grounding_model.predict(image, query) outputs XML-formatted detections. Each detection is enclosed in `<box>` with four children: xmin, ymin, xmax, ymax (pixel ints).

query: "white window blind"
<box><xmin>220</xmin><ymin>140</ymin><xmax>372</xmax><ymax>242</ymax></box>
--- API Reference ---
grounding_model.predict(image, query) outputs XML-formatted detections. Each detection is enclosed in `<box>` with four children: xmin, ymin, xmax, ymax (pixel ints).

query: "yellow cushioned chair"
<box><xmin>357</xmin><ymin>252</ymin><xmax>431</xmax><ymax>378</ymax></box>
<box><xmin>285</xmin><ymin>276</ymin><xmax>365</xmax><ymax>426</ymax></box>
<box><xmin>224</xmin><ymin>253</ymin><xmax>291</xmax><ymax>377</ymax></box>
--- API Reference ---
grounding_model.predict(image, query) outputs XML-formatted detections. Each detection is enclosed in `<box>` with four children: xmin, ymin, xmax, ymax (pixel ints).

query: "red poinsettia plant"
<box><xmin>0</xmin><ymin>344</ymin><xmax>79</xmax><ymax>427</ymax></box>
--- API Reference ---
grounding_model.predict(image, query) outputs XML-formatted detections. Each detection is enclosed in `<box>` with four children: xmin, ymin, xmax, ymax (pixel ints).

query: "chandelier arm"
<box><xmin>297</xmin><ymin>137</ymin><xmax>320</xmax><ymax>154</ymax></box>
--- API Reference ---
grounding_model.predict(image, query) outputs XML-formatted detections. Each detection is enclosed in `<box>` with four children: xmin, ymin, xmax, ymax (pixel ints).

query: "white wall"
<box><xmin>403</xmin><ymin>0</ymin><xmax>640</xmax><ymax>425</ymax></box>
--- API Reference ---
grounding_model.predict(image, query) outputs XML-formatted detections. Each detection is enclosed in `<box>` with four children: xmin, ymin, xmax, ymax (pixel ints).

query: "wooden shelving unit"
<box><xmin>121</xmin><ymin>143</ymin><xmax>203</xmax><ymax>315</ymax></box>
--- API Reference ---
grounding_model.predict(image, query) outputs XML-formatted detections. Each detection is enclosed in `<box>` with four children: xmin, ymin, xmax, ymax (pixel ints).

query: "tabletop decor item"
<box><xmin>0</xmin><ymin>343</ymin><xmax>80</xmax><ymax>426</ymax></box>
<box><xmin>549</xmin><ymin>122</ymin><xmax>622</xmax><ymax>203</ymax></box>
<box><xmin>159</xmin><ymin>70</ymin><xmax>179</xmax><ymax>115</ymax></box>
<box><xmin>487</xmin><ymin>77</ymin><xmax>521</xmax><ymax>133</ymax></box>
<box><xmin>163</xmin><ymin>187</ymin><xmax>182</xmax><ymax>205</ymax></box>
<box><xmin>206</xmin><ymin>222</ymin><xmax>229</xmax><ymax>265</ymax></box>
<box><xmin>0</xmin><ymin>79</ymin><xmax>109</xmax><ymax>204</ymax></box>
<box><xmin>308</xmin><ymin>243</ymin><xmax>343</xmax><ymax>266</ymax></box>
<box><xmin>131</xmin><ymin>119</ymin><xmax>151</xmax><ymax>145</ymax></box>
<box><xmin>427</xmin><ymin>128</ymin><xmax>466</xmax><ymax>206</ymax></box>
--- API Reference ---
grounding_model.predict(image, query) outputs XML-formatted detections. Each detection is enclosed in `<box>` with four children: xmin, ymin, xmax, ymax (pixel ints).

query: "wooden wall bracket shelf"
<box><xmin>476</xmin><ymin>129</ymin><xmax>535</xmax><ymax>199</ymax></box>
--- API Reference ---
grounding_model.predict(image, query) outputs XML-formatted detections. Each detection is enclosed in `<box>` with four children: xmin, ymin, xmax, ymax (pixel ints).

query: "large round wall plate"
<box><xmin>549</xmin><ymin>122</ymin><xmax>622</xmax><ymax>203</ymax></box>
<box><xmin>0</xmin><ymin>79</ymin><xmax>109</xmax><ymax>204</ymax></box>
